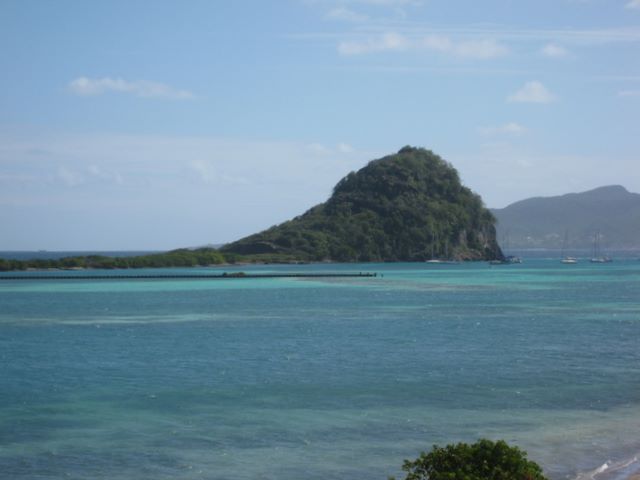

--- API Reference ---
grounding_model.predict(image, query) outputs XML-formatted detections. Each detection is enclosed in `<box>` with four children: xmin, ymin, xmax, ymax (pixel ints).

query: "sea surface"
<box><xmin>1</xmin><ymin>259</ymin><xmax>639</xmax><ymax>480</ymax></box>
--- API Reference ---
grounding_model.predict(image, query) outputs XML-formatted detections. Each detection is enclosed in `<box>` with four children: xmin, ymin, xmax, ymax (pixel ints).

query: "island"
<box><xmin>0</xmin><ymin>146</ymin><xmax>502</xmax><ymax>271</ymax></box>
<box><xmin>222</xmin><ymin>146</ymin><xmax>502</xmax><ymax>262</ymax></box>
<box><xmin>492</xmin><ymin>185</ymin><xmax>640</xmax><ymax>250</ymax></box>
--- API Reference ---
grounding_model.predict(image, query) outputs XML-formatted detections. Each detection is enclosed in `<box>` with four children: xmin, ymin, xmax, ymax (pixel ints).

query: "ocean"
<box><xmin>1</xmin><ymin>259</ymin><xmax>639</xmax><ymax>479</ymax></box>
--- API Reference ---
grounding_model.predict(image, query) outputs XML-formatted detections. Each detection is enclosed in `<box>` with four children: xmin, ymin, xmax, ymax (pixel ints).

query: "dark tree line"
<box><xmin>0</xmin><ymin>248</ymin><xmax>226</xmax><ymax>271</ymax></box>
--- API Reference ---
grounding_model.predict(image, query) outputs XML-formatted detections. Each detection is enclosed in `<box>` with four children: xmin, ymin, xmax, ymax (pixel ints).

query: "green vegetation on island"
<box><xmin>0</xmin><ymin>248</ymin><xmax>226</xmax><ymax>272</ymax></box>
<box><xmin>392</xmin><ymin>439</ymin><xmax>548</xmax><ymax>480</ymax></box>
<box><xmin>222</xmin><ymin>146</ymin><xmax>502</xmax><ymax>262</ymax></box>
<box><xmin>0</xmin><ymin>146</ymin><xmax>502</xmax><ymax>270</ymax></box>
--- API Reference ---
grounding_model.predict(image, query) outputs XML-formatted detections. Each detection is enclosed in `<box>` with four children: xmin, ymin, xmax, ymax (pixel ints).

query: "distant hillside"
<box><xmin>492</xmin><ymin>185</ymin><xmax>640</xmax><ymax>250</ymax></box>
<box><xmin>222</xmin><ymin>147</ymin><xmax>502</xmax><ymax>262</ymax></box>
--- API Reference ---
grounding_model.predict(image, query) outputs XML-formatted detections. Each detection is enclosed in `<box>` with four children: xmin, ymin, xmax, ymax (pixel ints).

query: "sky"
<box><xmin>1</xmin><ymin>0</ymin><xmax>639</xmax><ymax>250</ymax></box>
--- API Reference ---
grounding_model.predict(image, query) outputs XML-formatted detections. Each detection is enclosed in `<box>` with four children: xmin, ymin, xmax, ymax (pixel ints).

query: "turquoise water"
<box><xmin>1</xmin><ymin>260</ymin><xmax>639</xmax><ymax>479</ymax></box>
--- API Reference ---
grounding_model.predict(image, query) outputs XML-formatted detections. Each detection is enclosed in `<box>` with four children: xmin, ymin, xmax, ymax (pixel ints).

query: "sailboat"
<box><xmin>560</xmin><ymin>231</ymin><xmax>578</xmax><ymax>264</ymax></box>
<box><xmin>590</xmin><ymin>231</ymin><xmax>612</xmax><ymax>263</ymax></box>
<box><xmin>490</xmin><ymin>230</ymin><xmax>522</xmax><ymax>264</ymax></box>
<box><xmin>425</xmin><ymin>231</ymin><xmax>459</xmax><ymax>264</ymax></box>
<box><xmin>425</xmin><ymin>228</ymin><xmax>443</xmax><ymax>263</ymax></box>
<box><xmin>506</xmin><ymin>230</ymin><xmax>522</xmax><ymax>263</ymax></box>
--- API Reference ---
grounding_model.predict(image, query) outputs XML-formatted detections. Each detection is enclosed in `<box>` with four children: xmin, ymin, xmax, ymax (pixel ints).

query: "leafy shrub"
<box><xmin>393</xmin><ymin>439</ymin><xmax>548</xmax><ymax>480</ymax></box>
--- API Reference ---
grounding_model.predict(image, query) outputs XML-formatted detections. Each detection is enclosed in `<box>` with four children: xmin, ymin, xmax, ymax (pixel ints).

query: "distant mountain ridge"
<box><xmin>492</xmin><ymin>185</ymin><xmax>640</xmax><ymax>250</ymax></box>
<box><xmin>222</xmin><ymin>147</ymin><xmax>502</xmax><ymax>262</ymax></box>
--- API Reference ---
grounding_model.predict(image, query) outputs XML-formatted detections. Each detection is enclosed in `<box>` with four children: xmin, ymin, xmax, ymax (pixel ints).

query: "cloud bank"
<box><xmin>618</xmin><ymin>89</ymin><xmax>640</xmax><ymax>97</ymax></box>
<box><xmin>541</xmin><ymin>43</ymin><xmax>568</xmax><ymax>57</ymax></box>
<box><xmin>479</xmin><ymin>122</ymin><xmax>527</xmax><ymax>136</ymax></box>
<box><xmin>338</xmin><ymin>33</ymin><xmax>508</xmax><ymax>59</ymax></box>
<box><xmin>68</xmin><ymin>77</ymin><xmax>195</xmax><ymax>100</ymax></box>
<box><xmin>508</xmin><ymin>81</ymin><xmax>556</xmax><ymax>103</ymax></box>
<box><xmin>326</xmin><ymin>6</ymin><xmax>369</xmax><ymax>22</ymax></box>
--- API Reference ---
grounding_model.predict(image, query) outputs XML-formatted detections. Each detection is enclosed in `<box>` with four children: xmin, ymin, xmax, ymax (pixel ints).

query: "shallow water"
<box><xmin>1</xmin><ymin>260</ymin><xmax>639</xmax><ymax>479</ymax></box>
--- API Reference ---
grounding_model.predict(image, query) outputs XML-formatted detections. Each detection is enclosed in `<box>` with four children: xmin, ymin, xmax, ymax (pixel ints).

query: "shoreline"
<box><xmin>0</xmin><ymin>272</ymin><xmax>378</xmax><ymax>280</ymax></box>
<box><xmin>572</xmin><ymin>453</ymin><xmax>640</xmax><ymax>480</ymax></box>
<box><xmin>2</xmin><ymin>258</ymin><xmax>497</xmax><ymax>273</ymax></box>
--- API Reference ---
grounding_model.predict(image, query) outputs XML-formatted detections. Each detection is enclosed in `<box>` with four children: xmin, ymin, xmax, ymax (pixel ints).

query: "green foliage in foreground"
<box><xmin>0</xmin><ymin>248</ymin><xmax>227</xmax><ymax>271</ymax></box>
<box><xmin>393</xmin><ymin>439</ymin><xmax>548</xmax><ymax>480</ymax></box>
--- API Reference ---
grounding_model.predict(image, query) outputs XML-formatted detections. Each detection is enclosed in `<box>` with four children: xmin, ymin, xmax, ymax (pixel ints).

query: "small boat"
<box><xmin>425</xmin><ymin>231</ymin><xmax>459</xmax><ymax>264</ymax></box>
<box><xmin>426</xmin><ymin>259</ymin><xmax>460</xmax><ymax>265</ymax></box>
<box><xmin>489</xmin><ymin>255</ymin><xmax>522</xmax><ymax>265</ymax></box>
<box><xmin>590</xmin><ymin>256</ymin><xmax>612</xmax><ymax>263</ymax></box>
<box><xmin>589</xmin><ymin>231</ymin><xmax>613</xmax><ymax>263</ymax></box>
<box><xmin>560</xmin><ymin>231</ymin><xmax>578</xmax><ymax>264</ymax></box>
<box><xmin>502</xmin><ymin>230</ymin><xmax>522</xmax><ymax>265</ymax></box>
<box><xmin>493</xmin><ymin>230</ymin><xmax>522</xmax><ymax>264</ymax></box>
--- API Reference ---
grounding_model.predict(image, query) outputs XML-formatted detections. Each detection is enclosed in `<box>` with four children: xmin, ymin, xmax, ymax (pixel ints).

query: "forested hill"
<box><xmin>222</xmin><ymin>146</ymin><xmax>502</xmax><ymax>262</ymax></box>
<box><xmin>492</xmin><ymin>185</ymin><xmax>640</xmax><ymax>249</ymax></box>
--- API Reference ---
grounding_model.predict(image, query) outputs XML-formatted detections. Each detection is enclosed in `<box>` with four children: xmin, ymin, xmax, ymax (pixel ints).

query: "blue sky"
<box><xmin>1</xmin><ymin>0</ymin><xmax>639</xmax><ymax>250</ymax></box>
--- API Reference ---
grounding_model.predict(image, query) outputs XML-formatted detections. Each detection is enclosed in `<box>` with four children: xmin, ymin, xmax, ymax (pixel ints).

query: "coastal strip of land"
<box><xmin>0</xmin><ymin>272</ymin><xmax>377</xmax><ymax>280</ymax></box>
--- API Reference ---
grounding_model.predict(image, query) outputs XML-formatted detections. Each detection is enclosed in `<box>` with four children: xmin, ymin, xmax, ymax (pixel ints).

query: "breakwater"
<box><xmin>0</xmin><ymin>272</ymin><xmax>377</xmax><ymax>280</ymax></box>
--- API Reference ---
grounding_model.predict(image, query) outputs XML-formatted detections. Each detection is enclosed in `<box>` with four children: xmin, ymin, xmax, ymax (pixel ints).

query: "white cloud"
<box><xmin>306</xmin><ymin>142</ymin><xmax>356</xmax><ymax>154</ymax></box>
<box><xmin>626</xmin><ymin>0</ymin><xmax>640</xmax><ymax>9</ymax></box>
<box><xmin>57</xmin><ymin>167</ymin><xmax>84</xmax><ymax>187</ymax></box>
<box><xmin>189</xmin><ymin>159</ymin><xmax>217</xmax><ymax>184</ymax></box>
<box><xmin>479</xmin><ymin>122</ymin><xmax>527</xmax><ymax>136</ymax></box>
<box><xmin>618</xmin><ymin>89</ymin><xmax>640</xmax><ymax>97</ymax></box>
<box><xmin>337</xmin><ymin>142</ymin><xmax>354</xmax><ymax>153</ymax></box>
<box><xmin>338</xmin><ymin>33</ymin><xmax>508</xmax><ymax>58</ymax></box>
<box><xmin>307</xmin><ymin>142</ymin><xmax>334</xmax><ymax>155</ymax></box>
<box><xmin>347</xmin><ymin>0</ymin><xmax>420</xmax><ymax>5</ymax></box>
<box><xmin>541</xmin><ymin>43</ymin><xmax>569</xmax><ymax>57</ymax></box>
<box><xmin>68</xmin><ymin>77</ymin><xmax>195</xmax><ymax>100</ymax></box>
<box><xmin>507</xmin><ymin>81</ymin><xmax>556</xmax><ymax>103</ymax></box>
<box><xmin>294</xmin><ymin>23</ymin><xmax>640</xmax><ymax>49</ymax></box>
<box><xmin>421</xmin><ymin>35</ymin><xmax>508</xmax><ymax>58</ymax></box>
<box><xmin>338</xmin><ymin>32</ymin><xmax>409</xmax><ymax>54</ymax></box>
<box><xmin>87</xmin><ymin>164</ymin><xmax>124</xmax><ymax>185</ymax></box>
<box><xmin>326</xmin><ymin>6</ymin><xmax>368</xmax><ymax>22</ymax></box>
<box><xmin>188</xmin><ymin>159</ymin><xmax>249</xmax><ymax>186</ymax></box>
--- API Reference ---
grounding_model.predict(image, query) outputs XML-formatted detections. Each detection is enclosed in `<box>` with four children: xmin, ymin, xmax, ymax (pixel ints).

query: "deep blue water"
<box><xmin>1</xmin><ymin>260</ymin><xmax>639</xmax><ymax>479</ymax></box>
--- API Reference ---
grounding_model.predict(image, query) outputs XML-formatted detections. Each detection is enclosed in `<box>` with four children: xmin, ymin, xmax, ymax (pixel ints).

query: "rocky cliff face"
<box><xmin>223</xmin><ymin>147</ymin><xmax>502</xmax><ymax>262</ymax></box>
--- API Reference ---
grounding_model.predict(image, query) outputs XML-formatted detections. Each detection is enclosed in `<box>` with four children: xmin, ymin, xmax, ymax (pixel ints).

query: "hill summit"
<box><xmin>223</xmin><ymin>147</ymin><xmax>502</xmax><ymax>262</ymax></box>
<box><xmin>492</xmin><ymin>185</ymin><xmax>640</xmax><ymax>250</ymax></box>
